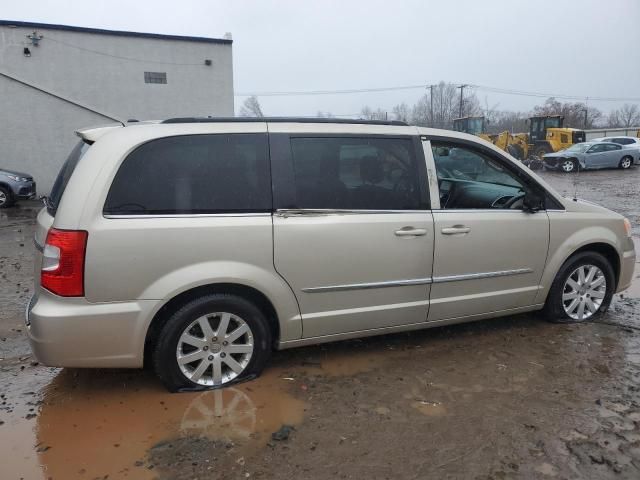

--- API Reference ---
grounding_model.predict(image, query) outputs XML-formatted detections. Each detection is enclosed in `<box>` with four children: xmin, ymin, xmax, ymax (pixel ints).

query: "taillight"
<box><xmin>41</xmin><ymin>229</ymin><xmax>88</xmax><ymax>297</ymax></box>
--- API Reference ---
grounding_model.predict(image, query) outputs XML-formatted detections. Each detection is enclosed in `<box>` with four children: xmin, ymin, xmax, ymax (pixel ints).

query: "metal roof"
<box><xmin>0</xmin><ymin>20</ymin><xmax>232</xmax><ymax>44</ymax></box>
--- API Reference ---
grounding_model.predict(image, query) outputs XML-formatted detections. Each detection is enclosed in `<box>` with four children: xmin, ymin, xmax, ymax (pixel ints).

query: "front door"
<box><xmin>271</xmin><ymin>132</ymin><xmax>434</xmax><ymax>338</ymax></box>
<box><xmin>425</xmin><ymin>138</ymin><xmax>550</xmax><ymax>321</ymax></box>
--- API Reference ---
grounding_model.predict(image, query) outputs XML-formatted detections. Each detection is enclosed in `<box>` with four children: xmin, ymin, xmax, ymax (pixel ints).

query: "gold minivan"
<box><xmin>27</xmin><ymin>118</ymin><xmax>636</xmax><ymax>391</ymax></box>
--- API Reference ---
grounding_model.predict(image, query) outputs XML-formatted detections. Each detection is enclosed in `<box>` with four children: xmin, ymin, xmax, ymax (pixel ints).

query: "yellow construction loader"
<box><xmin>452</xmin><ymin>115</ymin><xmax>586</xmax><ymax>161</ymax></box>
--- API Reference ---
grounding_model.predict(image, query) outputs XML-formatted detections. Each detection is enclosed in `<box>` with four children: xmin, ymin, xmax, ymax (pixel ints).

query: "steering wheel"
<box><xmin>502</xmin><ymin>192</ymin><xmax>526</xmax><ymax>209</ymax></box>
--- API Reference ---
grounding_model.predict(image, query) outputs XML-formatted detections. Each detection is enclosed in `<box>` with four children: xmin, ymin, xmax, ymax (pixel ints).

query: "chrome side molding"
<box><xmin>432</xmin><ymin>268</ymin><xmax>533</xmax><ymax>284</ymax></box>
<box><xmin>301</xmin><ymin>277</ymin><xmax>433</xmax><ymax>293</ymax></box>
<box><xmin>302</xmin><ymin>268</ymin><xmax>533</xmax><ymax>293</ymax></box>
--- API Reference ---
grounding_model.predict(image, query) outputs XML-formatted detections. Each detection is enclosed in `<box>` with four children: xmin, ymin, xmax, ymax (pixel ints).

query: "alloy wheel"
<box><xmin>0</xmin><ymin>190</ymin><xmax>6</xmax><ymax>206</ymax></box>
<box><xmin>561</xmin><ymin>160</ymin><xmax>575</xmax><ymax>173</ymax></box>
<box><xmin>176</xmin><ymin>312</ymin><xmax>254</xmax><ymax>386</ymax></box>
<box><xmin>621</xmin><ymin>157</ymin><xmax>632</xmax><ymax>169</ymax></box>
<box><xmin>562</xmin><ymin>265</ymin><xmax>606</xmax><ymax>321</ymax></box>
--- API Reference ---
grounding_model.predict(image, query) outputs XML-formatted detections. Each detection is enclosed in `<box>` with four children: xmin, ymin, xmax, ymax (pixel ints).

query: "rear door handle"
<box><xmin>395</xmin><ymin>227</ymin><xmax>427</xmax><ymax>237</ymax></box>
<box><xmin>441</xmin><ymin>225</ymin><xmax>471</xmax><ymax>235</ymax></box>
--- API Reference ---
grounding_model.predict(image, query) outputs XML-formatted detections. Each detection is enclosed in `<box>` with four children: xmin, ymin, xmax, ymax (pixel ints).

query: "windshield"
<box><xmin>564</xmin><ymin>143</ymin><xmax>590</xmax><ymax>153</ymax></box>
<box><xmin>47</xmin><ymin>141</ymin><xmax>90</xmax><ymax>216</ymax></box>
<box><xmin>545</xmin><ymin>117</ymin><xmax>562</xmax><ymax>128</ymax></box>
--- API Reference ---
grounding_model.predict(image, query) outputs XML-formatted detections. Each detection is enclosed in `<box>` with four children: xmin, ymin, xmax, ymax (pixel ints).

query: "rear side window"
<box><xmin>48</xmin><ymin>141</ymin><xmax>90</xmax><ymax>216</ymax></box>
<box><xmin>614</xmin><ymin>138</ymin><xmax>634</xmax><ymax>145</ymax></box>
<box><xmin>289</xmin><ymin>137</ymin><xmax>425</xmax><ymax>210</ymax></box>
<box><xmin>104</xmin><ymin>134</ymin><xmax>270</xmax><ymax>215</ymax></box>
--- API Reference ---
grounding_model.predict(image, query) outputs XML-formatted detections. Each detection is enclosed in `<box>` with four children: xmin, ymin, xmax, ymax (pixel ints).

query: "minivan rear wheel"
<box><xmin>153</xmin><ymin>293</ymin><xmax>271</xmax><ymax>392</ymax></box>
<box><xmin>543</xmin><ymin>252</ymin><xmax>614</xmax><ymax>323</ymax></box>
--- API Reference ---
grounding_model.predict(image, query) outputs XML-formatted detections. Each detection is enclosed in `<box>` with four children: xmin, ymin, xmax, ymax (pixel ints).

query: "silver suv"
<box><xmin>27</xmin><ymin>118</ymin><xmax>636</xmax><ymax>391</ymax></box>
<box><xmin>0</xmin><ymin>167</ymin><xmax>36</xmax><ymax>208</ymax></box>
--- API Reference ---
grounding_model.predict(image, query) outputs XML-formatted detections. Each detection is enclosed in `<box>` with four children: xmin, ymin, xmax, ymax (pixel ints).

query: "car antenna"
<box><xmin>572</xmin><ymin>156</ymin><xmax>581</xmax><ymax>201</ymax></box>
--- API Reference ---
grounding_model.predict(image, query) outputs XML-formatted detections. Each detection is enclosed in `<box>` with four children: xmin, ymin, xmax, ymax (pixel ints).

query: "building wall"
<box><xmin>0</xmin><ymin>23</ymin><xmax>234</xmax><ymax>193</ymax></box>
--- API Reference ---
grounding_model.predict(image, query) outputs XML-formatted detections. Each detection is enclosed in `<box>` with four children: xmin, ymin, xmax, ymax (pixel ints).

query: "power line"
<box><xmin>235</xmin><ymin>84</ymin><xmax>428</xmax><ymax>97</ymax></box>
<box><xmin>236</xmin><ymin>83</ymin><xmax>640</xmax><ymax>102</ymax></box>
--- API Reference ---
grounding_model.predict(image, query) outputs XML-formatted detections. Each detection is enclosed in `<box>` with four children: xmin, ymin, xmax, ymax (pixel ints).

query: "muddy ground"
<box><xmin>1</xmin><ymin>167</ymin><xmax>639</xmax><ymax>480</ymax></box>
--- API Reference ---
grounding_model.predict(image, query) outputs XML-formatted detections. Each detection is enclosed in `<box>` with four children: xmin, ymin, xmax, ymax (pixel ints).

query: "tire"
<box><xmin>153</xmin><ymin>293</ymin><xmax>272</xmax><ymax>392</ymax></box>
<box><xmin>543</xmin><ymin>252</ymin><xmax>615</xmax><ymax>323</ymax></box>
<box><xmin>533</xmin><ymin>144</ymin><xmax>552</xmax><ymax>160</ymax></box>
<box><xmin>0</xmin><ymin>186</ymin><xmax>14</xmax><ymax>208</ymax></box>
<box><xmin>560</xmin><ymin>158</ymin><xmax>578</xmax><ymax>173</ymax></box>
<box><xmin>619</xmin><ymin>156</ymin><xmax>633</xmax><ymax>170</ymax></box>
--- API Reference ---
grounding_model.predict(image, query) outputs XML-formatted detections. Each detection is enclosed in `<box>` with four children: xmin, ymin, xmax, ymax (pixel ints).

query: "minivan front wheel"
<box><xmin>153</xmin><ymin>294</ymin><xmax>272</xmax><ymax>392</ymax></box>
<box><xmin>544</xmin><ymin>252</ymin><xmax>614</xmax><ymax>323</ymax></box>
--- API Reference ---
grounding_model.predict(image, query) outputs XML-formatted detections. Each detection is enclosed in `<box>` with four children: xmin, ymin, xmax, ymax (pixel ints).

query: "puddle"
<box><xmin>412</xmin><ymin>401</ymin><xmax>447</xmax><ymax>416</ymax></box>
<box><xmin>0</xmin><ymin>367</ymin><xmax>306</xmax><ymax>480</ymax></box>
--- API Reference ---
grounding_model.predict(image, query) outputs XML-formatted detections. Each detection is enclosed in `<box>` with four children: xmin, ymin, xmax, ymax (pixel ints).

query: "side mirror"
<box><xmin>523</xmin><ymin>190</ymin><xmax>544</xmax><ymax>213</ymax></box>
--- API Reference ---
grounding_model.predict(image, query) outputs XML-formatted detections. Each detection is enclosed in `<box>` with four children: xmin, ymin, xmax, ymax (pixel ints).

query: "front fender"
<box><xmin>535</xmin><ymin>218</ymin><xmax>624</xmax><ymax>304</ymax></box>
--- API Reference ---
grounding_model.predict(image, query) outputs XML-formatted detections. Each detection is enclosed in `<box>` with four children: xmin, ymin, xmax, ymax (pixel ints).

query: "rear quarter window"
<box><xmin>103</xmin><ymin>134</ymin><xmax>271</xmax><ymax>215</ymax></box>
<box><xmin>48</xmin><ymin>141</ymin><xmax>90</xmax><ymax>216</ymax></box>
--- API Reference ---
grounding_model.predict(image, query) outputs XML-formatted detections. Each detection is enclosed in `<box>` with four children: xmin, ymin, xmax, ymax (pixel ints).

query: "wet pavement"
<box><xmin>1</xmin><ymin>167</ymin><xmax>639</xmax><ymax>480</ymax></box>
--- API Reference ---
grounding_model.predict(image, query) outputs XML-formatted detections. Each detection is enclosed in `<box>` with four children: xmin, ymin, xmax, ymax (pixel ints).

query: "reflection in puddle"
<box><xmin>1</xmin><ymin>367</ymin><xmax>305</xmax><ymax>480</ymax></box>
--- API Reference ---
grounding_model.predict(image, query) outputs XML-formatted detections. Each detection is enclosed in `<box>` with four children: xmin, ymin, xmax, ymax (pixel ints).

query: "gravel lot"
<box><xmin>1</xmin><ymin>167</ymin><xmax>639</xmax><ymax>480</ymax></box>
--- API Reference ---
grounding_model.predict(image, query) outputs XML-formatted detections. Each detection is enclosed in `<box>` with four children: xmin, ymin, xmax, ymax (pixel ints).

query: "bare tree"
<box><xmin>485</xmin><ymin>110</ymin><xmax>529</xmax><ymax>134</ymax></box>
<box><xmin>532</xmin><ymin>97</ymin><xmax>602</xmax><ymax>129</ymax></box>
<box><xmin>607</xmin><ymin>103</ymin><xmax>640</xmax><ymax>128</ymax></box>
<box><xmin>239</xmin><ymin>96</ymin><xmax>264</xmax><ymax>117</ymax></box>
<box><xmin>392</xmin><ymin>103</ymin><xmax>410</xmax><ymax>122</ymax></box>
<box><xmin>360</xmin><ymin>106</ymin><xmax>388</xmax><ymax>121</ymax></box>
<box><xmin>410</xmin><ymin>82</ymin><xmax>480</xmax><ymax>129</ymax></box>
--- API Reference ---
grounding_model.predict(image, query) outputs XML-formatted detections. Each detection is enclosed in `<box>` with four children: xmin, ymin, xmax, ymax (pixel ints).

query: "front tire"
<box><xmin>560</xmin><ymin>158</ymin><xmax>578</xmax><ymax>173</ymax></box>
<box><xmin>0</xmin><ymin>186</ymin><xmax>14</xmax><ymax>208</ymax></box>
<box><xmin>619</xmin><ymin>156</ymin><xmax>633</xmax><ymax>170</ymax></box>
<box><xmin>153</xmin><ymin>293</ymin><xmax>272</xmax><ymax>392</ymax></box>
<box><xmin>543</xmin><ymin>252</ymin><xmax>614</xmax><ymax>323</ymax></box>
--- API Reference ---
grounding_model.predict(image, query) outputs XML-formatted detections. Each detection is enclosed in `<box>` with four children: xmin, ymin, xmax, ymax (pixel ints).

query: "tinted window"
<box><xmin>289</xmin><ymin>137</ymin><xmax>424</xmax><ymax>210</ymax></box>
<box><xmin>48</xmin><ymin>141</ymin><xmax>90</xmax><ymax>216</ymax></box>
<box><xmin>604</xmin><ymin>144</ymin><xmax>621</xmax><ymax>151</ymax></box>
<box><xmin>104</xmin><ymin>134</ymin><xmax>270</xmax><ymax>215</ymax></box>
<box><xmin>613</xmin><ymin>138</ymin><xmax>634</xmax><ymax>145</ymax></box>
<box><xmin>588</xmin><ymin>144</ymin><xmax>607</xmax><ymax>153</ymax></box>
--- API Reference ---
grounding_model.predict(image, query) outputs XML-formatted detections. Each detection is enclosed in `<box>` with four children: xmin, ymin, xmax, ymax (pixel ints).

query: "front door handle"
<box><xmin>441</xmin><ymin>225</ymin><xmax>471</xmax><ymax>235</ymax></box>
<box><xmin>395</xmin><ymin>227</ymin><xmax>428</xmax><ymax>237</ymax></box>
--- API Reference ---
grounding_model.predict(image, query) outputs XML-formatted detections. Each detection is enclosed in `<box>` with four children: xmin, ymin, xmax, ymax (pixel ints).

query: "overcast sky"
<box><xmin>3</xmin><ymin>0</ymin><xmax>639</xmax><ymax>117</ymax></box>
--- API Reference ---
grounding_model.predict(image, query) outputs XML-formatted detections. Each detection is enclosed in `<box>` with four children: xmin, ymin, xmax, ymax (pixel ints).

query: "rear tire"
<box><xmin>619</xmin><ymin>156</ymin><xmax>633</xmax><ymax>170</ymax></box>
<box><xmin>153</xmin><ymin>293</ymin><xmax>272</xmax><ymax>392</ymax></box>
<box><xmin>0</xmin><ymin>186</ymin><xmax>14</xmax><ymax>208</ymax></box>
<box><xmin>543</xmin><ymin>252</ymin><xmax>614</xmax><ymax>323</ymax></box>
<box><xmin>533</xmin><ymin>144</ymin><xmax>552</xmax><ymax>160</ymax></box>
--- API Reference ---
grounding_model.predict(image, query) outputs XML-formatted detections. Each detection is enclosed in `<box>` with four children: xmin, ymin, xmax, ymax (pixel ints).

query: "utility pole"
<box><xmin>457</xmin><ymin>84</ymin><xmax>468</xmax><ymax>118</ymax></box>
<box><xmin>583</xmin><ymin>108</ymin><xmax>588</xmax><ymax>128</ymax></box>
<box><xmin>427</xmin><ymin>84</ymin><xmax>436</xmax><ymax>127</ymax></box>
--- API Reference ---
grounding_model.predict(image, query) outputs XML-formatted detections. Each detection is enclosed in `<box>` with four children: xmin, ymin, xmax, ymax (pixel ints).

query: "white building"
<box><xmin>0</xmin><ymin>20</ymin><xmax>234</xmax><ymax>193</ymax></box>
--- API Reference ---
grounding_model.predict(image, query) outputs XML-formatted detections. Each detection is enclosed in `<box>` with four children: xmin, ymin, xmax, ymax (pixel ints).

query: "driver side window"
<box><xmin>431</xmin><ymin>142</ymin><xmax>528</xmax><ymax>210</ymax></box>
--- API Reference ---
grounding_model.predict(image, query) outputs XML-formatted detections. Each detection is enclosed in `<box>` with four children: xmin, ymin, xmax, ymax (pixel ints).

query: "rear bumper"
<box><xmin>26</xmin><ymin>289</ymin><xmax>157</xmax><ymax>368</ymax></box>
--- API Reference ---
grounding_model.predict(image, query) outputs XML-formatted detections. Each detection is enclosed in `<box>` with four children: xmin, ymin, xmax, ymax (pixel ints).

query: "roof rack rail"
<box><xmin>161</xmin><ymin>117</ymin><xmax>409</xmax><ymax>126</ymax></box>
